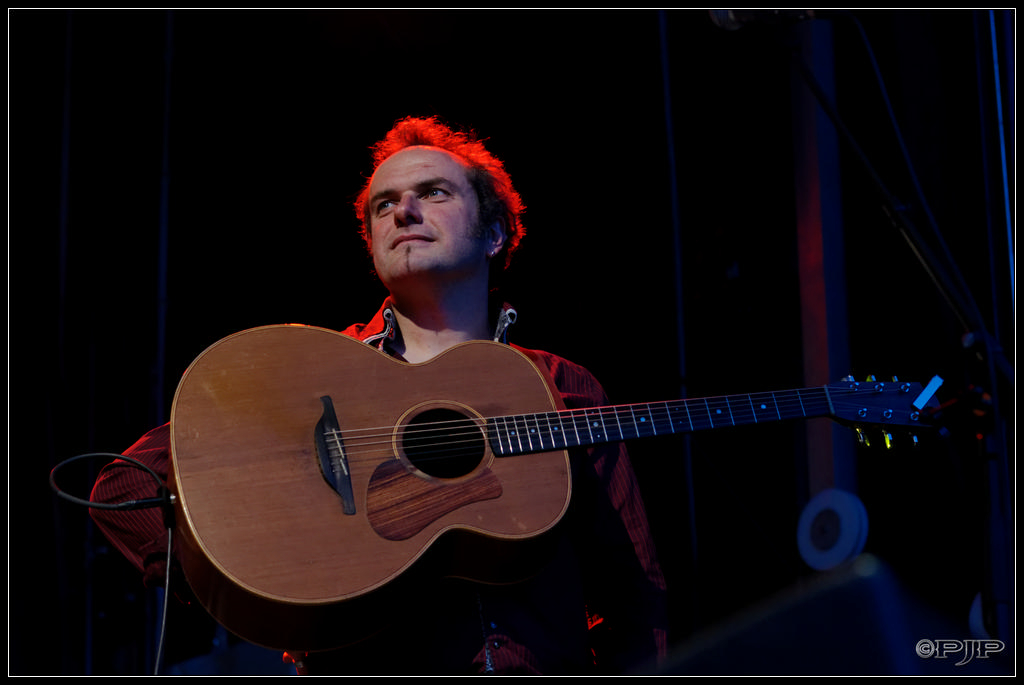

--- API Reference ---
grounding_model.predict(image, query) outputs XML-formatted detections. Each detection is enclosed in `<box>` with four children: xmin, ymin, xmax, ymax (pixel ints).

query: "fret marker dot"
<box><xmin>760</xmin><ymin>404</ymin><xmax>767</xmax><ymax>409</ymax></box>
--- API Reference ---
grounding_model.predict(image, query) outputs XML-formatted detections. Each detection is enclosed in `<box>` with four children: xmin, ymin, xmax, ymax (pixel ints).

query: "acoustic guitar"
<box><xmin>169</xmin><ymin>324</ymin><xmax>940</xmax><ymax>652</ymax></box>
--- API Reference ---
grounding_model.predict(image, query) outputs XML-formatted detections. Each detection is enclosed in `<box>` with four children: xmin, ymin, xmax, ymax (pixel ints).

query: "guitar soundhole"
<box><xmin>402</xmin><ymin>408</ymin><xmax>486</xmax><ymax>479</ymax></box>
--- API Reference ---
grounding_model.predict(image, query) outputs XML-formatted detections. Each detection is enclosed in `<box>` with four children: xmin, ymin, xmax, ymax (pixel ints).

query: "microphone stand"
<box><xmin>790</xmin><ymin>38</ymin><xmax>1014</xmax><ymax>649</ymax></box>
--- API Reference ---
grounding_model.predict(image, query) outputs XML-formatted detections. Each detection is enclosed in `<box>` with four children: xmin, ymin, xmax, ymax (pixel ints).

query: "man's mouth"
<box><xmin>392</xmin><ymin>234</ymin><xmax>433</xmax><ymax>248</ymax></box>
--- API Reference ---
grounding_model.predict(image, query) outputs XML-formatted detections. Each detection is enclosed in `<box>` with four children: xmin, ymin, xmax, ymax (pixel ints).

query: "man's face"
<box><xmin>366</xmin><ymin>146</ymin><xmax>504</xmax><ymax>293</ymax></box>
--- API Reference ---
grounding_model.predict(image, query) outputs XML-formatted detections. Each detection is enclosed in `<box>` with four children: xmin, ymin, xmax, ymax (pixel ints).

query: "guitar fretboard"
<box><xmin>487</xmin><ymin>387</ymin><xmax>833</xmax><ymax>456</ymax></box>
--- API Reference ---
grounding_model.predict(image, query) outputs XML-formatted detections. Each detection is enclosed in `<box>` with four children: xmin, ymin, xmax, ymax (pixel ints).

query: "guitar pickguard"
<box><xmin>366</xmin><ymin>460</ymin><xmax>503</xmax><ymax>540</ymax></box>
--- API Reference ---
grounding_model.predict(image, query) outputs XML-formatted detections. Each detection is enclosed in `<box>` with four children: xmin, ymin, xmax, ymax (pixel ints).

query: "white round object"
<box><xmin>797</xmin><ymin>488</ymin><xmax>869</xmax><ymax>570</ymax></box>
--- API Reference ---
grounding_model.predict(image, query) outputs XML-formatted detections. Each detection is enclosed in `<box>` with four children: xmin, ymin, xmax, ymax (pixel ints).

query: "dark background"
<box><xmin>9</xmin><ymin>9</ymin><xmax>1014</xmax><ymax>675</ymax></box>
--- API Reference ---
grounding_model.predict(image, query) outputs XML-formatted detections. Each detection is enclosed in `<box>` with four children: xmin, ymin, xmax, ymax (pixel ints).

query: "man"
<box><xmin>90</xmin><ymin>116</ymin><xmax>669</xmax><ymax>674</ymax></box>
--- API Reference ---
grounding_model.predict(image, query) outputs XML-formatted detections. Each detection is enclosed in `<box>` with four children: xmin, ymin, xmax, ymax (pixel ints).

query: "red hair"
<box><xmin>354</xmin><ymin>116</ymin><xmax>526</xmax><ymax>270</ymax></box>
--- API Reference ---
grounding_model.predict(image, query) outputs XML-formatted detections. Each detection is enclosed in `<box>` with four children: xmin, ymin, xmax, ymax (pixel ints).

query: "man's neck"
<box><xmin>388</xmin><ymin>286</ymin><xmax>493</xmax><ymax>364</ymax></box>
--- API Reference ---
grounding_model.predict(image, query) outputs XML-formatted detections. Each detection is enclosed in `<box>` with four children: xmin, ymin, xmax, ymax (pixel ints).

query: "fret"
<box><xmin>732</xmin><ymin>393</ymin><xmax>762</xmax><ymax>426</ymax></box>
<box><xmin>681</xmin><ymin>400</ymin><xmax>694</xmax><ymax>432</ymax></box>
<box><xmin>772</xmin><ymin>390</ymin><xmax>792</xmax><ymax>420</ymax></box>
<box><xmin>486</xmin><ymin>419</ymin><xmax>501</xmax><ymax>456</ymax></box>
<box><xmin>682</xmin><ymin>398</ymin><xmax>714</xmax><ymax>432</ymax></box>
<box><xmin>646</xmin><ymin>403</ymin><xmax>660</xmax><ymax>435</ymax></box>
<box><xmin>646</xmin><ymin>404</ymin><xmax>662</xmax><ymax>436</ymax></box>
<box><xmin>626</xmin><ymin>405</ymin><xmax>641</xmax><ymax>439</ymax></box>
<box><xmin>609</xmin><ymin>405</ymin><xmax>626</xmax><ymax>442</ymax></box>
<box><xmin>525</xmin><ymin>413</ymin><xmax>543</xmax><ymax>451</ymax></box>
<box><xmin>506</xmin><ymin>415</ymin><xmax>523</xmax><ymax>453</ymax></box>
<box><xmin>585</xmin><ymin>409</ymin><xmax>598</xmax><ymax>440</ymax></box>
<box><xmin>497</xmin><ymin>416</ymin><xmax>514</xmax><ymax>455</ymax></box>
<box><xmin>585</xmin><ymin>409</ymin><xmax>606</xmax><ymax>443</ymax></box>
<box><xmin>633</xmin><ymin>404</ymin><xmax>656</xmax><ymax>438</ymax></box>
<box><xmin>747</xmin><ymin>392</ymin><xmax>782</xmax><ymax>423</ymax></box>
<box><xmin>649</xmin><ymin>402</ymin><xmax>675</xmax><ymax>436</ymax></box>
<box><xmin>550</xmin><ymin>411</ymin><xmax>568</xmax><ymax>449</ymax></box>
<box><xmin>486</xmin><ymin>417</ymin><xmax>500</xmax><ymax>455</ymax></box>
<box><xmin>533</xmin><ymin>413</ymin><xmax>548</xmax><ymax>450</ymax></box>
<box><xmin>565</xmin><ymin>409</ymin><xmax>583</xmax><ymax>447</ymax></box>
<box><xmin>704</xmin><ymin>397</ymin><xmax>732</xmax><ymax>428</ymax></box>
<box><xmin>514</xmin><ymin>414</ymin><xmax>534</xmax><ymax>452</ymax></box>
<box><xmin>633</xmin><ymin>404</ymin><xmax>650</xmax><ymax>437</ymax></box>
<box><xmin>529</xmin><ymin>414</ymin><xmax>544</xmax><ymax>450</ymax></box>
<box><xmin>667</xmin><ymin>402</ymin><xmax>688</xmax><ymax>433</ymax></box>
<box><xmin>536</xmin><ymin>413</ymin><xmax>552</xmax><ymax>451</ymax></box>
<box><xmin>800</xmin><ymin>388</ymin><xmax>830</xmax><ymax>418</ymax></box>
<box><xmin>496</xmin><ymin>415</ymin><xmax>510</xmax><ymax>453</ymax></box>
<box><xmin>508</xmin><ymin>415</ymin><xmax>520</xmax><ymax>453</ymax></box>
<box><xmin>795</xmin><ymin>389</ymin><xmax>807</xmax><ymax>417</ymax></box>
<box><xmin>647</xmin><ymin>401</ymin><xmax>663</xmax><ymax>432</ymax></box>
<box><xmin>726</xmin><ymin>395</ymin><xmax>754</xmax><ymax>426</ymax></box>
<box><xmin>629</xmin><ymin>405</ymin><xmax>646</xmax><ymax>438</ymax></box>
<box><xmin>668</xmin><ymin>401</ymin><xmax>685</xmax><ymax>433</ymax></box>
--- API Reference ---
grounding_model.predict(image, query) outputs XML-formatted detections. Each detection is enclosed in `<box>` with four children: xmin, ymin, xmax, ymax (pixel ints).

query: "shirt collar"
<box><xmin>356</xmin><ymin>295</ymin><xmax>518</xmax><ymax>353</ymax></box>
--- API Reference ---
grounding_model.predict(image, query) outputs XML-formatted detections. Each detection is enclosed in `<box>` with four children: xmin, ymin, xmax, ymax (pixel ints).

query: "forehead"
<box><xmin>369</xmin><ymin>146</ymin><xmax>472</xmax><ymax>192</ymax></box>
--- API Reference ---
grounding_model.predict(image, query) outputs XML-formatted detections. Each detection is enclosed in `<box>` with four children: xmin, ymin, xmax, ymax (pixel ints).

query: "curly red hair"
<box><xmin>354</xmin><ymin>116</ymin><xmax>526</xmax><ymax>271</ymax></box>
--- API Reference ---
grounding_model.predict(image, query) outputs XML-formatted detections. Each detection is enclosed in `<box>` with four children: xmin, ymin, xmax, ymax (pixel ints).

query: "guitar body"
<box><xmin>169</xmin><ymin>325</ymin><xmax>572</xmax><ymax>652</ymax></box>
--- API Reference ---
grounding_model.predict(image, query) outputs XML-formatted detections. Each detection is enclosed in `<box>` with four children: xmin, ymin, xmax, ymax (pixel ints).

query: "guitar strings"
<box><xmin>309</xmin><ymin>386</ymin><xmax>908</xmax><ymax>466</ymax></box>
<box><xmin>322</xmin><ymin>388</ymin><xmax>855</xmax><ymax>461</ymax></box>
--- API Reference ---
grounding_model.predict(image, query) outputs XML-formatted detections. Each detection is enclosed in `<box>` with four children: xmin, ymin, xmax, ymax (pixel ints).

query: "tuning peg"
<box><xmin>883</xmin><ymin>430</ymin><xmax>894</xmax><ymax>450</ymax></box>
<box><xmin>866</xmin><ymin>375</ymin><xmax>877</xmax><ymax>382</ymax></box>
<box><xmin>855</xmin><ymin>426</ymin><xmax>871</xmax><ymax>448</ymax></box>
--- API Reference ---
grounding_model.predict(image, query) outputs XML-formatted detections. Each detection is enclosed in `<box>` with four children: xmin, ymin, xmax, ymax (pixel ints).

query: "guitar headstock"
<box><xmin>827</xmin><ymin>375</ymin><xmax>943</xmax><ymax>448</ymax></box>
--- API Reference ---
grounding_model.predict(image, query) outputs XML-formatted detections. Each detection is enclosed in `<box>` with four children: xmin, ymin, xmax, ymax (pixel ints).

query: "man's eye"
<box><xmin>422</xmin><ymin>188</ymin><xmax>449</xmax><ymax>200</ymax></box>
<box><xmin>375</xmin><ymin>199</ymin><xmax>396</xmax><ymax>214</ymax></box>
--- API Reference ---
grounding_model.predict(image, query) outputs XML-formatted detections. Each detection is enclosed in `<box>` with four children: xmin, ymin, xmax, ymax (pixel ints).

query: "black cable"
<box><xmin>49</xmin><ymin>452</ymin><xmax>176</xmax><ymax>675</ymax></box>
<box><xmin>49</xmin><ymin>452</ymin><xmax>170</xmax><ymax>512</ymax></box>
<box><xmin>153</xmin><ymin>526</ymin><xmax>173</xmax><ymax>676</ymax></box>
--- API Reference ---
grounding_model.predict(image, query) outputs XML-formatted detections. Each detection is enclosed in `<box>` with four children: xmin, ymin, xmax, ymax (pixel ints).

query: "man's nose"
<box><xmin>394</xmin><ymin>194</ymin><xmax>423</xmax><ymax>226</ymax></box>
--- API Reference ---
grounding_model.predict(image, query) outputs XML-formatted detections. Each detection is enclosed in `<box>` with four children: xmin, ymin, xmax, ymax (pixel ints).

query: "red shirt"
<box><xmin>90</xmin><ymin>299</ymin><xmax>668</xmax><ymax>674</ymax></box>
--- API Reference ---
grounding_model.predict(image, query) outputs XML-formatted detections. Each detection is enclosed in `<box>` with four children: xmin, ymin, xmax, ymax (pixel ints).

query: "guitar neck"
<box><xmin>488</xmin><ymin>386</ymin><xmax>833</xmax><ymax>456</ymax></box>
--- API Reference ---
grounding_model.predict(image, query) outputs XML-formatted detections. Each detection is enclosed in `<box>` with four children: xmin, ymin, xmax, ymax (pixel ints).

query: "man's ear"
<box><xmin>487</xmin><ymin>219</ymin><xmax>508</xmax><ymax>258</ymax></box>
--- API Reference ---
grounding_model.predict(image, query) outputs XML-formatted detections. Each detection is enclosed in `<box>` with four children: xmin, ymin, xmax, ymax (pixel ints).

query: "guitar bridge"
<box><xmin>314</xmin><ymin>395</ymin><xmax>356</xmax><ymax>515</ymax></box>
